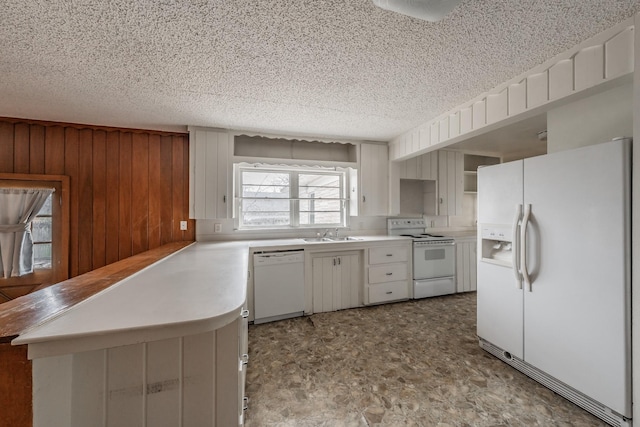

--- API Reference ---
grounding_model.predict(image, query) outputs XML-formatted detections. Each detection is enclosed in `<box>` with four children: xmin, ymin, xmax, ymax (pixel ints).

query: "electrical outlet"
<box><xmin>180</xmin><ymin>221</ymin><xmax>188</xmax><ymax>231</ymax></box>
<box><xmin>214</xmin><ymin>223</ymin><xmax>222</xmax><ymax>233</ymax></box>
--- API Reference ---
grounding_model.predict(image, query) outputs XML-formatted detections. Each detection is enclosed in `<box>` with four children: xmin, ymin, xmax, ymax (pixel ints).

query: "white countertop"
<box><xmin>248</xmin><ymin>235</ymin><xmax>411</xmax><ymax>250</ymax></box>
<box><xmin>14</xmin><ymin>235</ymin><xmax>411</xmax><ymax>358</ymax></box>
<box><xmin>14</xmin><ymin>241</ymin><xmax>250</xmax><ymax>357</ymax></box>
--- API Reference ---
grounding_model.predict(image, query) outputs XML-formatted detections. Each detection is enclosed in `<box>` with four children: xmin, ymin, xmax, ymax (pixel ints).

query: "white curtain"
<box><xmin>0</xmin><ymin>188</ymin><xmax>54</xmax><ymax>278</ymax></box>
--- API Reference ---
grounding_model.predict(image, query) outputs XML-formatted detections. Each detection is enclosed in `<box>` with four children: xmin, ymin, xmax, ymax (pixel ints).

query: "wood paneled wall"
<box><xmin>0</xmin><ymin>343</ymin><xmax>30</xmax><ymax>427</ymax></box>
<box><xmin>0</xmin><ymin>118</ymin><xmax>195</xmax><ymax>278</ymax></box>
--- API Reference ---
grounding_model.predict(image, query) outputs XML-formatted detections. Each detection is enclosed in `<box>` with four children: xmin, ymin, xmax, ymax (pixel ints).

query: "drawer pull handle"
<box><xmin>241</xmin><ymin>309</ymin><xmax>250</xmax><ymax>318</ymax></box>
<box><xmin>386</xmin><ymin>254</ymin><xmax>393</xmax><ymax>257</ymax></box>
<box><xmin>386</xmin><ymin>272</ymin><xmax>393</xmax><ymax>276</ymax></box>
<box><xmin>242</xmin><ymin>354</ymin><xmax>249</xmax><ymax>365</ymax></box>
<box><xmin>385</xmin><ymin>291</ymin><xmax>393</xmax><ymax>294</ymax></box>
<box><xmin>243</xmin><ymin>396</ymin><xmax>249</xmax><ymax>411</ymax></box>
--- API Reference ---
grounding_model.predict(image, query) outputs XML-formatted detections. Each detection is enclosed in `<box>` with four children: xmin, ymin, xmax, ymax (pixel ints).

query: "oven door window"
<box><xmin>414</xmin><ymin>244</ymin><xmax>455</xmax><ymax>279</ymax></box>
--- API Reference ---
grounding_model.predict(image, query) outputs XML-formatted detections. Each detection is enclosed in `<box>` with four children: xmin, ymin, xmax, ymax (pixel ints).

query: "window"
<box><xmin>31</xmin><ymin>193</ymin><xmax>53</xmax><ymax>269</ymax></box>
<box><xmin>236</xmin><ymin>166</ymin><xmax>348</xmax><ymax>229</ymax></box>
<box><xmin>0</xmin><ymin>175</ymin><xmax>69</xmax><ymax>303</ymax></box>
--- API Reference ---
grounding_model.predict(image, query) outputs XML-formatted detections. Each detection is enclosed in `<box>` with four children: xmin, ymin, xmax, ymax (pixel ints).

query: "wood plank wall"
<box><xmin>0</xmin><ymin>343</ymin><xmax>30</xmax><ymax>427</ymax></box>
<box><xmin>0</xmin><ymin>118</ymin><xmax>195</xmax><ymax>278</ymax></box>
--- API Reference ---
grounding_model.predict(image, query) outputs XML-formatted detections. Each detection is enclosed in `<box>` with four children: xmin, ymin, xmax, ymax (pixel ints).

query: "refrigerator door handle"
<box><xmin>512</xmin><ymin>204</ymin><xmax>523</xmax><ymax>289</ymax></box>
<box><xmin>521</xmin><ymin>204</ymin><xmax>532</xmax><ymax>291</ymax></box>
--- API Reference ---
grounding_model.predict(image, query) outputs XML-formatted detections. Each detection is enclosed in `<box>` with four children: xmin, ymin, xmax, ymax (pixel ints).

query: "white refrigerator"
<box><xmin>476</xmin><ymin>138</ymin><xmax>631</xmax><ymax>427</ymax></box>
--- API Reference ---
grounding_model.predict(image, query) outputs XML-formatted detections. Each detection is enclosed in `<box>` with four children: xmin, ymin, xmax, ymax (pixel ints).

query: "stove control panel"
<box><xmin>387</xmin><ymin>218</ymin><xmax>426</xmax><ymax>229</ymax></box>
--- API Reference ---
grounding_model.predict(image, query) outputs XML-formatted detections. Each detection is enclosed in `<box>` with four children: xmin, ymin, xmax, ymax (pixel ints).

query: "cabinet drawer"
<box><xmin>369</xmin><ymin>246</ymin><xmax>409</xmax><ymax>264</ymax></box>
<box><xmin>368</xmin><ymin>264</ymin><xmax>408</xmax><ymax>284</ymax></box>
<box><xmin>368</xmin><ymin>281</ymin><xmax>409</xmax><ymax>304</ymax></box>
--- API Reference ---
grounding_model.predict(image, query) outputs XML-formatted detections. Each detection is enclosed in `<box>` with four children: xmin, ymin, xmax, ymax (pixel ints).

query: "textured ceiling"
<box><xmin>1</xmin><ymin>0</ymin><xmax>640</xmax><ymax>141</ymax></box>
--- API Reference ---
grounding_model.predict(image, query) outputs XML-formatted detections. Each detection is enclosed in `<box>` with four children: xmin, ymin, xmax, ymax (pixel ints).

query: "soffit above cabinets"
<box><xmin>234</xmin><ymin>135</ymin><xmax>357</xmax><ymax>163</ymax></box>
<box><xmin>449</xmin><ymin>114</ymin><xmax>548</xmax><ymax>161</ymax></box>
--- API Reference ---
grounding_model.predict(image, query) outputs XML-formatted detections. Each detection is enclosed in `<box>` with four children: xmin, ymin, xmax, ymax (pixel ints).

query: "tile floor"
<box><xmin>244</xmin><ymin>292</ymin><xmax>606</xmax><ymax>426</ymax></box>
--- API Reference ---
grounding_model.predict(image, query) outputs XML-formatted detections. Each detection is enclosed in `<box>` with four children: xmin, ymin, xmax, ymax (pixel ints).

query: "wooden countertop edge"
<box><xmin>0</xmin><ymin>241</ymin><xmax>194</xmax><ymax>342</ymax></box>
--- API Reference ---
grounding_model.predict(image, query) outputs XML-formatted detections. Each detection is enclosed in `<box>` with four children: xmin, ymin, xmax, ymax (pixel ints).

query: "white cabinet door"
<box><xmin>455</xmin><ymin>239</ymin><xmax>477</xmax><ymax>292</ymax></box>
<box><xmin>238</xmin><ymin>308</ymin><xmax>249</xmax><ymax>426</ymax></box>
<box><xmin>419</xmin><ymin>152</ymin><xmax>438</xmax><ymax>180</ymax></box>
<box><xmin>312</xmin><ymin>252</ymin><xmax>361</xmax><ymax>313</ymax></box>
<box><xmin>215</xmin><ymin>318</ymin><xmax>240</xmax><ymax>427</ymax></box>
<box><xmin>400</xmin><ymin>152</ymin><xmax>438</xmax><ymax>180</ymax></box>
<box><xmin>360</xmin><ymin>143</ymin><xmax>388</xmax><ymax>216</ymax></box>
<box><xmin>312</xmin><ymin>255</ymin><xmax>334</xmax><ymax>313</ymax></box>
<box><xmin>336</xmin><ymin>254</ymin><xmax>361</xmax><ymax>310</ymax></box>
<box><xmin>189</xmin><ymin>128</ymin><xmax>231</xmax><ymax>219</ymax></box>
<box><xmin>437</xmin><ymin>150</ymin><xmax>464</xmax><ymax>216</ymax></box>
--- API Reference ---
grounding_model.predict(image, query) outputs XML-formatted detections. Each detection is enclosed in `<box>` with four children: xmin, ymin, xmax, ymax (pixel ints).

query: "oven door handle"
<box><xmin>413</xmin><ymin>241</ymin><xmax>455</xmax><ymax>247</ymax></box>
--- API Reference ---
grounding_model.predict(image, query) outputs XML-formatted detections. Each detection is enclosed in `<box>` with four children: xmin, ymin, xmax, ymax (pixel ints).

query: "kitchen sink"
<box><xmin>302</xmin><ymin>236</ymin><xmax>363</xmax><ymax>242</ymax></box>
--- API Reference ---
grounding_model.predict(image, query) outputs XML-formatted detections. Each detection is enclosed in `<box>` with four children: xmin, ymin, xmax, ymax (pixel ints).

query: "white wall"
<box><xmin>448</xmin><ymin>193</ymin><xmax>477</xmax><ymax>228</ymax></box>
<box><xmin>547</xmin><ymin>82</ymin><xmax>633</xmax><ymax>152</ymax></box>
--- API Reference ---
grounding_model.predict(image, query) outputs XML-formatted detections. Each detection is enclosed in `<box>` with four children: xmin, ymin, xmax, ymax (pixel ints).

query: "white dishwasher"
<box><xmin>253</xmin><ymin>250</ymin><xmax>305</xmax><ymax>324</ymax></box>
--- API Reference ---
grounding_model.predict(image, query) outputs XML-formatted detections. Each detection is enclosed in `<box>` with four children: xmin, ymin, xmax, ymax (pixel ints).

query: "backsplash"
<box><xmin>196</xmin><ymin>216</ymin><xmax>388</xmax><ymax>241</ymax></box>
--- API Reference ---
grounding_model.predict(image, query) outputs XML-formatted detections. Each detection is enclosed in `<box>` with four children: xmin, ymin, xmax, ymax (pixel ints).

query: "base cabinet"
<box><xmin>32</xmin><ymin>308</ymin><xmax>249</xmax><ymax>427</ymax></box>
<box><xmin>364</xmin><ymin>244</ymin><xmax>411</xmax><ymax>305</ymax></box>
<box><xmin>311</xmin><ymin>252</ymin><xmax>361</xmax><ymax>313</ymax></box>
<box><xmin>455</xmin><ymin>238</ymin><xmax>477</xmax><ymax>292</ymax></box>
<box><xmin>368</xmin><ymin>280</ymin><xmax>409</xmax><ymax>304</ymax></box>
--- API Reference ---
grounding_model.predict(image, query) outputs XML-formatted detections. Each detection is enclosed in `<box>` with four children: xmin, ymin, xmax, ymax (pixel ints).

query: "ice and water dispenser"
<box><xmin>480</xmin><ymin>225</ymin><xmax>514</xmax><ymax>267</ymax></box>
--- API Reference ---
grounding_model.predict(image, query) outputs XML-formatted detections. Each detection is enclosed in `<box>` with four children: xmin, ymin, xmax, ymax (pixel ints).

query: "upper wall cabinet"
<box><xmin>437</xmin><ymin>150</ymin><xmax>464</xmax><ymax>217</ymax></box>
<box><xmin>398</xmin><ymin>152</ymin><xmax>438</xmax><ymax>181</ymax></box>
<box><xmin>189</xmin><ymin>128</ymin><xmax>231</xmax><ymax>219</ymax></box>
<box><xmin>360</xmin><ymin>143</ymin><xmax>389</xmax><ymax>216</ymax></box>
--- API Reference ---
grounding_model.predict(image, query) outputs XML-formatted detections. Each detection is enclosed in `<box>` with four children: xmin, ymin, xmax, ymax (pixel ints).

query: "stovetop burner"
<box><xmin>398</xmin><ymin>233</ymin><xmax>452</xmax><ymax>242</ymax></box>
<box><xmin>389</xmin><ymin>219</ymin><xmax>454</xmax><ymax>242</ymax></box>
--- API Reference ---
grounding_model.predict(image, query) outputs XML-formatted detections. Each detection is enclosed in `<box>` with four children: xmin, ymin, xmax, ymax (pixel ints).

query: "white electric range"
<box><xmin>387</xmin><ymin>218</ymin><xmax>457</xmax><ymax>298</ymax></box>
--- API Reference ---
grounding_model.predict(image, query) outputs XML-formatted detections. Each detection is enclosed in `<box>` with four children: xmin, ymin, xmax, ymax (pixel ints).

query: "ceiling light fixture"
<box><xmin>372</xmin><ymin>0</ymin><xmax>463</xmax><ymax>22</ymax></box>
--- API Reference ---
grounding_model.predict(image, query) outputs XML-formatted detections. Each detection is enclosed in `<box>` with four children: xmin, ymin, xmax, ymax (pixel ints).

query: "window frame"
<box><xmin>234</xmin><ymin>164</ymin><xmax>350</xmax><ymax>230</ymax></box>
<box><xmin>31</xmin><ymin>193</ymin><xmax>54</xmax><ymax>269</ymax></box>
<box><xmin>0</xmin><ymin>174</ymin><xmax>70</xmax><ymax>289</ymax></box>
